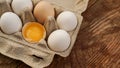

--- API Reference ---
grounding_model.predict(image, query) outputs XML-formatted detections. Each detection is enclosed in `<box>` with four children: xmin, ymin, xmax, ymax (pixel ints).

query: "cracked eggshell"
<box><xmin>57</xmin><ymin>11</ymin><xmax>78</xmax><ymax>31</ymax></box>
<box><xmin>48</xmin><ymin>30</ymin><xmax>71</xmax><ymax>52</ymax></box>
<box><xmin>0</xmin><ymin>12</ymin><xmax>22</xmax><ymax>34</ymax></box>
<box><xmin>12</xmin><ymin>0</ymin><xmax>33</xmax><ymax>15</ymax></box>
<box><xmin>22</xmin><ymin>22</ymin><xmax>46</xmax><ymax>43</ymax></box>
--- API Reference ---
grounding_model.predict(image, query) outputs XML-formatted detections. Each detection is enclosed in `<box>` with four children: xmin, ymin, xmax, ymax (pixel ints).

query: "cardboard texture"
<box><xmin>0</xmin><ymin>0</ymin><xmax>89</xmax><ymax>68</ymax></box>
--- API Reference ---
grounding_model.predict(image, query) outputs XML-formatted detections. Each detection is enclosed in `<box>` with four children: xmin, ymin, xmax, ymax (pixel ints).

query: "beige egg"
<box><xmin>34</xmin><ymin>1</ymin><xmax>55</xmax><ymax>24</ymax></box>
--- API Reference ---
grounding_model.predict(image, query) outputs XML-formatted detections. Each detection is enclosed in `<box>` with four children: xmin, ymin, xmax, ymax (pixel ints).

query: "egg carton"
<box><xmin>0</xmin><ymin>0</ymin><xmax>89</xmax><ymax>68</ymax></box>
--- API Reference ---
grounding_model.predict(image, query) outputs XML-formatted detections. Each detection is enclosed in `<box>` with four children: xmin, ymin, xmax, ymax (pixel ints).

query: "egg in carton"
<box><xmin>0</xmin><ymin>0</ymin><xmax>89</xmax><ymax>68</ymax></box>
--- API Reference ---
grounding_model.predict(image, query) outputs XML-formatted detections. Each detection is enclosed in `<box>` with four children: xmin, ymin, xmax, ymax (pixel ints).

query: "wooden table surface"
<box><xmin>0</xmin><ymin>0</ymin><xmax>120</xmax><ymax>68</ymax></box>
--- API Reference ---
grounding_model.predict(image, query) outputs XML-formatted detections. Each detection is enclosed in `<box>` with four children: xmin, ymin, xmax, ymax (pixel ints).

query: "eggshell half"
<box><xmin>0</xmin><ymin>12</ymin><xmax>22</xmax><ymax>34</ymax></box>
<box><xmin>34</xmin><ymin>1</ymin><xmax>55</xmax><ymax>24</ymax></box>
<box><xmin>57</xmin><ymin>11</ymin><xmax>78</xmax><ymax>31</ymax></box>
<box><xmin>48</xmin><ymin>30</ymin><xmax>71</xmax><ymax>52</ymax></box>
<box><xmin>22</xmin><ymin>22</ymin><xmax>46</xmax><ymax>43</ymax></box>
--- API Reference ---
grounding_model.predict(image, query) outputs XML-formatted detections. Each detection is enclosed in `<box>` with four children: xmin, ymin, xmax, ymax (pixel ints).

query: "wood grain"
<box><xmin>0</xmin><ymin>0</ymin><xmax>120</xmax><ymax>68</ymax></box>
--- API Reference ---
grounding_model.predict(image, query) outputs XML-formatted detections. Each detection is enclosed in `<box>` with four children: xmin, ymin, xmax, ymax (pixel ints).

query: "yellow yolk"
<box><xmin>22</xmin><ymin>22</ymin><xmax>46</xmax><ymax>43</ymax></box>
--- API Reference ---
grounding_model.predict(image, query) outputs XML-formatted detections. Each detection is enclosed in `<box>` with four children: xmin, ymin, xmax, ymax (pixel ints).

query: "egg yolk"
<box><xmin>22</xmin><ymin>22</ymin><xmax>46</xmax><ymax>43</ymax></box>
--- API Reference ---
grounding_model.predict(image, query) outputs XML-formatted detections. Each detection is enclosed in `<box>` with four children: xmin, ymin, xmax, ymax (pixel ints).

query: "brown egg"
<box><xmin>34</xmin><ymin>1</ymin><xmax>55</xmax><ymax>24</ymax></box>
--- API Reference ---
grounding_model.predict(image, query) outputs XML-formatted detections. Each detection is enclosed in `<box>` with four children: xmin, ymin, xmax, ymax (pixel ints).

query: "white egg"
<box><xmin>12</xmin><ymin>0</ymin><xmax>33</xmax><ymax>15</ymax></box>
<box><xmin>48</xmin><ymin>30</ymin><xmax>70</xmax><ymax>52</ymax></box>
<box><xmin>57</xmin><ymin>11</ymin><xmax>77</xmax><ymax>31</ymax></box>
<box><xmin>6</xmin><ymin>0</ymin><xmax>12</xmax><ymax>4</ymax></box>
<box><xmin>0</xmin><ymin>12</ymin><xmax>22</xmax><ymax>34</ymax></box>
